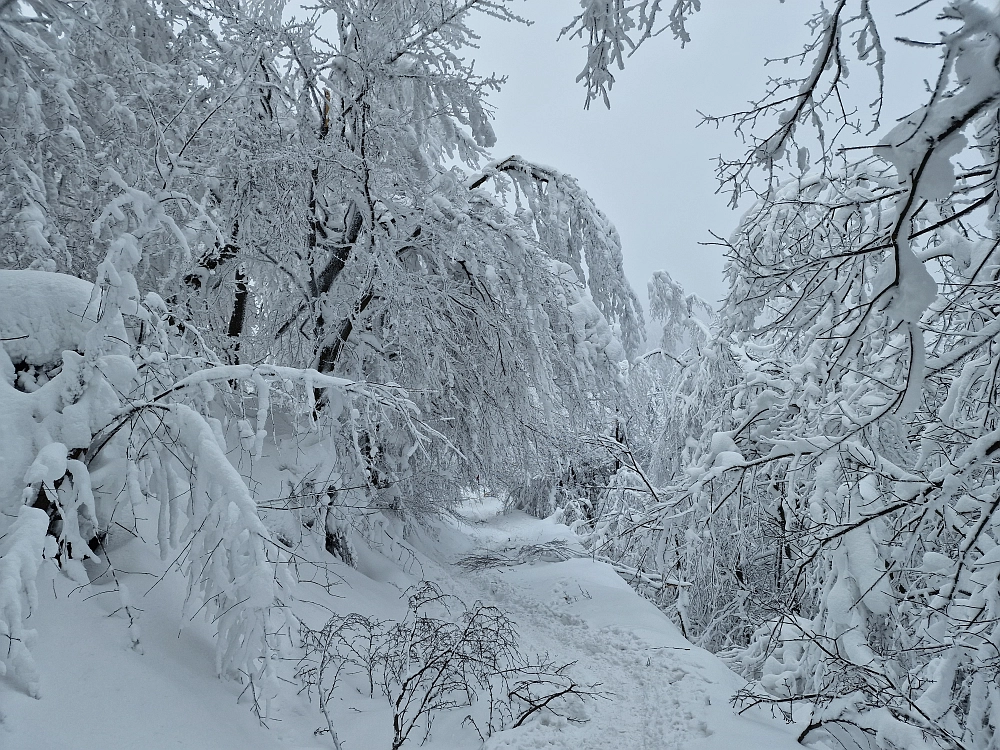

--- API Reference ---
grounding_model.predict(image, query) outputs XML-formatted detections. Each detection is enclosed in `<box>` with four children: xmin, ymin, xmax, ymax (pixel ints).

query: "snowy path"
<box><xmin>467</xmin><ymin>563</ymin><xmax>712</xmax><ymax>750</ymax></box>
<box><xmin>422</xmin><ymin>503</ymin><xmax>805</xmax><ymax>750</ymax></box>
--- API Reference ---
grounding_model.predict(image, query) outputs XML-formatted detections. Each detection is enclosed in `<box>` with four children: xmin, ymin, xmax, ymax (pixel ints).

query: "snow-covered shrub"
<box><xmin>297</xmin><ymin>581</ymin><xmax>601</xmax><ymax>749</ymax></box>
<box><xmin>0</xmin><ymin>267</ymin><xmax>278</xmax><ymax>711</ymax></box>
<box><xmin>0</xmin><ymin>271</ymin><xmax>138</xmax><ymax>687</ymax></box>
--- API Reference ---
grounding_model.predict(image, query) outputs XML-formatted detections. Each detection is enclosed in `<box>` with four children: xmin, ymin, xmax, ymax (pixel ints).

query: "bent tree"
<box><xmin>0</xmin><ymin>0</ymin><xmax>641</xmax><ymax>726</ymax></box>
<box><xmin>175</xmin><ymin>0</ymin><xmax>645</xmax><ymax>502</ymax></box>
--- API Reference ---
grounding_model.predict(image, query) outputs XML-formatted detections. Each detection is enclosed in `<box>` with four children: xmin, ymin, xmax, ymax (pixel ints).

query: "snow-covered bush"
<box><xmin>0</xmin><ymin>260</ymin><xmax>420</xmax><ymax>713</ymax></box>
<box><xmin>297</xmin><ymin>581</ymin><xmax>600</xmax><ymax>749</ymax></box>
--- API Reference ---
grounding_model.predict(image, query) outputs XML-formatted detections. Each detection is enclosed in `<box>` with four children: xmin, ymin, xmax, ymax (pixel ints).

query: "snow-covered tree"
<box><xmin>564</xmin><ymin>3</ymin><xmax>1000</xmax><ymax>747</ymax></box>
<box><xmin>170</xmin><ymin>1</ymin><xmax>645</xmax><ymax>502</ymax></box>
<box><xmin>0</xmin><ymin>0</ymin><xmax>644</xmax><ymax>721</ymax></box>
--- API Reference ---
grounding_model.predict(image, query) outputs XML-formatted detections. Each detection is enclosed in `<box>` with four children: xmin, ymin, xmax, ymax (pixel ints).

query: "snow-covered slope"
<box><xmin>441</xmin><ymin>504</ymin><xmax>804</xmax><ymax>750</ymax></box>
<box><xmin>1</xmin><ymin>493</ymin><xmax>805</xmax><ymax>750</ymax></box>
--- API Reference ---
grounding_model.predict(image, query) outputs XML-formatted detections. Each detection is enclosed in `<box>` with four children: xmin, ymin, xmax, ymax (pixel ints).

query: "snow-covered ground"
<box><xmin>1</xmin><ymin>491</ymin><xmax>805</xmax><ymax>750</ymax></box>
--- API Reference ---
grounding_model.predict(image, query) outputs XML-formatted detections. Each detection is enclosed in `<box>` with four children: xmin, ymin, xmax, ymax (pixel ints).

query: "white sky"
<box><xmin>469</xmin><ymin>2</ymin><xmax>938</xmax><ymax>309</ymax></box>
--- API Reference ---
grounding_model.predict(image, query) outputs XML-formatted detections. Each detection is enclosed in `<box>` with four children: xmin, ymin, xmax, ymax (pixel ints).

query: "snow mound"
<box><xmin>0</xmin><ymin>270</ymin><xmax>108</xmax><ymax>366</ymax></box>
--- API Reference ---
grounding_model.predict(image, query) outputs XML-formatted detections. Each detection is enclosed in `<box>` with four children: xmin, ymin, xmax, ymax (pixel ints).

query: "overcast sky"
<box><xmin>469</xmin><ymin>2</ymin><xmax>937</xmax><ymax>309</ymax></box>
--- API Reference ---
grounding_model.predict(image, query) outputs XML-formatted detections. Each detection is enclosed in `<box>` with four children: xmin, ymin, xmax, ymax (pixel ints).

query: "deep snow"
<box><xmin>1</xmin><ymin>491</ymin><xmax>806</xmax><ymax>750</ymax></box>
